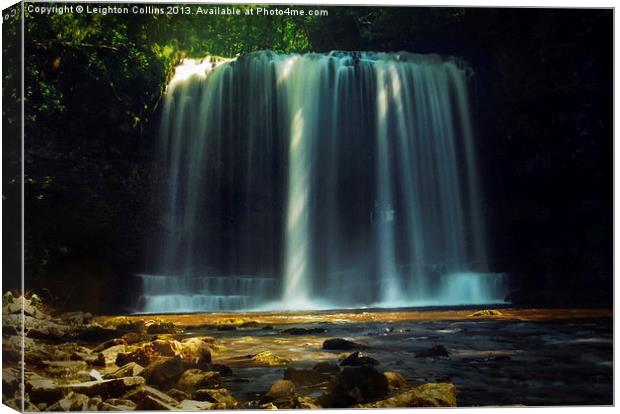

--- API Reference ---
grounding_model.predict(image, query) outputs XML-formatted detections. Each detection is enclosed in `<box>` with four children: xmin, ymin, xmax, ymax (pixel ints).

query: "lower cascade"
<box><xmin>136</xmin><ymin>51</ymin><xmax>508</xmax><ymax>313</ymax></box>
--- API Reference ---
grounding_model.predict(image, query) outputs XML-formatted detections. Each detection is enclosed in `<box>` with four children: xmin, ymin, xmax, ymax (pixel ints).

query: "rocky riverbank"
<box><xmin>2</xmin><ymin>294</ymin><xmax>458</xmax><ymax>411</ymax></box>
<box><xmin>3</xmin><ymin>293</ymin><xmax>614</xmax><ymax>410</ymax></box>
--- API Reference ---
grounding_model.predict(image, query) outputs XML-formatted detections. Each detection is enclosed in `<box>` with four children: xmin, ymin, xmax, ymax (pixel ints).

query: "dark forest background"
<box><xmin>2</xmin><ymin>4</ymin><xmax>613</xmax><ymax>312</ymax></box>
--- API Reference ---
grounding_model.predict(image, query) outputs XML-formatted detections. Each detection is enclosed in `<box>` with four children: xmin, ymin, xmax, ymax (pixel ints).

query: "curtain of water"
<box><xmin>139</xmin><ymin>51</ymin><xmax>503</xmax><ymax>313</ymax></box>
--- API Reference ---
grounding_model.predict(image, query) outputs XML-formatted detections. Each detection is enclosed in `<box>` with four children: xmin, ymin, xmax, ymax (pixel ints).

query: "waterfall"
<box><xmin>136</xmin><ymin>51</ymin><xmax>507</xmax><ymax>313</ymax></box>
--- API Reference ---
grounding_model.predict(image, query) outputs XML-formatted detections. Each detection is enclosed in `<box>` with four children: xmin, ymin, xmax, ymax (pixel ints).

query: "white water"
<box><xmin>138</xmin><ymin>51</ymin><xmax>507</xmax><ymax>313</ymax></box>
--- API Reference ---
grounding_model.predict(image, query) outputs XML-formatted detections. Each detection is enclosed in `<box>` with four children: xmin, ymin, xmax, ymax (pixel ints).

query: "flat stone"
<box><xmin>26</xmin><ymin>378</ymin><xmax>66</xmax><ymax>404</ymax></box>
<box><xmin>104</xmin><ymin>362</ymin><xmax>144</xmax><ymax>379</ymax></box>
<box><xmin>262</xmin><ymin>380</ymin><xmax>295</xmax><ymax>403</ymax></box>
<box><xmin>193</xmin><ymin>388</ymin><xmax>237</xmax><ymax>408</ymax></box>
<box><xmin>178</xmin><ymin>399</ymin><xmax>215</xmax><ymax>410</ymax></box>
<box><xmin>124</xmin><ymin>385</ymin><xmax>179</xmax><ymax>406</ymax></box>
<box><xmin>140</xmin><ymin>356</ymin><xmax>185</xmax><ymax>387</ymax></box>
<box><xmin>67</xmin><ymin>376</ymin><xmax>145</xmax><ymax>398</ymax></box>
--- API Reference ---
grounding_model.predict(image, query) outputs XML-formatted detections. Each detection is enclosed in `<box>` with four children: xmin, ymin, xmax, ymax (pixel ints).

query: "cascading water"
<box><xmin>136</xmin><ymin>51</ymin><xmax>508</xmax><ymax>313</ymax></box>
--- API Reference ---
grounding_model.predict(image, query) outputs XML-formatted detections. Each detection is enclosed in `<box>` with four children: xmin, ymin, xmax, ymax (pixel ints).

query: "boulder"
<box><xmin>100</xmin><ymin>344</ymin><xmax>128</xmax><ymax>365</ymax></box>
<box><xmin>115</xmin><ymin>319</ymin><xmax>146</xmax><ymax>333</ymax></box>
<box><xmin>313</xmin><ymin>362</ymin><xmax>340</xmax><ymax>374</ymax></box>
<box><xmin>321</xmin><ymin>366</ymin><xmax>389</xmax><ymax>408</ymax></box>
<box><xmin>179</xmin><ymin>337</ymin><xmax>213</xmax><ymax>368</ymax></box>
<box><xmin>340</xmin><ymin>352</ymin><xmax>380</xmax><ymax>366</ymax></box>
<box><xmin>415</xmin><ymin>345</ymin><xmax>450</xmax><ymax>358</ymax></box>
<box><xmin>283</xmin><ymin>367</ymin><xmax>330</xmax><ymax>387</ymax></box>
<box><xmin>139</xmin><ymin>356</ymin><xmax>185</xmax><ymax>388</ymax></box>
<box><xmin>193</xmin><ymin>388</ymin><xmax>238</xmax><ymax>408</ymax></box>
<box><xmin>322</xmin><ymin>338</ymin><xmax>365</xmax><ymax>351</ymax></box>
<box><xmin>297</xmin><ymin>395</ymin><xmax>321</xmax><ymax>409</ymax></box>
<box><xmin>105</xmin><ymin>362</ymin><xmax>144</xmax><ymax>379</ymax></box>
<box><xmin>261</xmin><ymin>380</ymin><xmax>295</xmax><ymax>405</ymax></box>
<box><xmin>166</xmin><ymin>388</ymin><xmax>190</xmax><ymax>401</ymax></box>
<box><xmin>26</xmin><ymin>377</ymin><xmax>66</xmax><ymax>404</ymax></box>
<box><xmin>354</xmin><ymin>382</ymin><xmax>457</xmax><ymax>408</ymax></box>
<box><xmin>175</xmin><ymin>369</ymin><xmax>221</xmax><ymax>392</ymax></box>
<box><xmin>384</xmin><ymin>371</ymin><xmax>407</xmax><ymax>389</ymax></box>
<box><xmin>145</xmin><ymin>339</ymin><xmax>182</xmax><ymax>357</ymax></box>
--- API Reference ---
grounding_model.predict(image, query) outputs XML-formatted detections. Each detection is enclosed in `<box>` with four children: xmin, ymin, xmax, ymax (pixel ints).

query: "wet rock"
<box><xmin>340</xmin><ymin>352</ymin><xmax>380</xmax><ymax>366</ymax></box>
<box><xmin>313</xmin><ymin>362</ymin><xmax>340</xmax><ymax>374</ymax></box>
<box><xmin>321</xmin><ymin>366</ymin><xmax>389</xmax><ymax>407</ymax></box>
<box><xmin>145</xmin><ymin>339</ymin><xmax>182</xmax><ymax>357</ymax></box>
<box><xmin>134</xmin><ymin>394</ymin><xmax>177</xmax><ymax>410</ymax></box>
<box><xmin>354</xmin><ymin>382</ymin><xmax>457</xmax><ymax>407</ymax></box>
<box><xmin>105</xmin><ymin>361</ymin><xmax>144</xmax><ymax>379</ymax></box>
<box><xmin>283</xmin><ymin>327</ymin><xmax>327</xmax><ymax>335</ymax></box>
<box><xmin>283</xmin><ymin>367</ymin><xmax>330</xmax><ymax>386</ymax></box>
<box><xmin>384</xmin><ymin>371</ymin><xmax>407</xmax><ymax>389</ymax></box>
<box><xmin>67</xmin><ymin>376</ymin><xmax>145</xmax><ymax>398</ymax></box>
<box><xmin>140</xmin><ymin>356</ymin><xmax>185</xmax><ymax>388</ymax></box>
<box><xmin>415</xmin><ymin>345</ymin><xmax>450</xmax><ymax>358</ymax></box>
<box><xmin>261</xmin><ymin>325</ymin><xmax>274</xmax><ymax>331</ymax></box>
<box><xmin>261</xmin><ymin>380</ymin><xmax>295</xmax><ymax>405</ymax></box>
<box><xmin>175</xmin><ymin>369</ymin><xmax>221</xmax><ymax>392</ymax></box>
<box><xmin>250</xmin><ymin>351</ymin><xmax>290</xmax><ymax>365</ymax></box>
<box><xmin>146</xmin><ymin>320</ymin><xmax>178</xmax><ymax>334</ymax></box>
<box><xmin>122</xmin><ymin>331</ymin><xmax>153</xmax><ymax>345</ymax></box>
<box><xmin>124</xmin><ymin>385</ymin><xmax>179</xmax><ymax>407</ymax></box>
<box><xmin>178</xmin><ymin>399</ymin><xmax>215</xmax><ymax>410</ymax></box>
<box><xmin>239</xmin><ymin>321</ymin><xmax>260</xmax><ymax>328</ymax></box>
<box><xmin>115</xmin><ymin>319</ymin><xmax>146</xmax><ymax>333</ymax></box>
<box><xmin>323</xmin><ymin>338</ymin><xmax>365</xmax><ymax>350</ymax></box>
<box><xmin>193</xmin><ymin>388</ymin><xmax>238</xmax><ymax>408</ymax></box>
<box><xmin>45</xmin><ymin>391</ymin><xmax>90</xmax><ymax>411</ymax></box>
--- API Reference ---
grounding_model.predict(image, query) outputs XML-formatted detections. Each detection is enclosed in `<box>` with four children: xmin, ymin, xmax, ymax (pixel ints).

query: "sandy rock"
<box><xmin>134</xmin><ymin>394</ymin><xmax>177</xmax><ymax>410</ymax></box>
<box><xmin>67</xmin><ymin>376</ymin><xmax>145</xmax><ymax>398</ymax></box>
<box><xmin>322</xmin><ymin>338</ymin><xmax>365</xmax><ymax>350</ymax></box>
<box><xmin>321</xmin><ymin>365</ymin><xmax>389</xmax><ymax>407</ymax></box>
<box><xmin>355</xmin><ymin>382</ymin><xmax>457</xmax><ymax>407</ymax></box>
<box><xmin>140</xmin><ymin>356</ymin><xmax>185</xmax><ymax>388</ymax></box>
<box><xmin>340</xmin><ymin>351</ymin><xmax>380</xmax><ymax>366</ymax></box>
<box><xmin>176</xmin><ymin>369</ymin><xmax>221</xmax><ymax>392</ymax></box>
<box><xmin>104</xmin><ymin>361</ymin><xmax>144</xmax><ymax>379</ymax></box>
<box><xmin>178</xmin><ymin>399</ymin><xmax>216</xmax><ymax>410</ymax></box>
<box><xmin>283</xmin><ymin>367</ymin><xmax>330</xmax><ymax>386</ymax></box>
<box><xmin>384</xmin><ymin>371</ymin><xmax>407</xmax><ymax>388</ymax></box>
<box><xmin>193</xmin><ymin>388</ymin><xmax>237</xmax><ymax>408</ymax></box>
